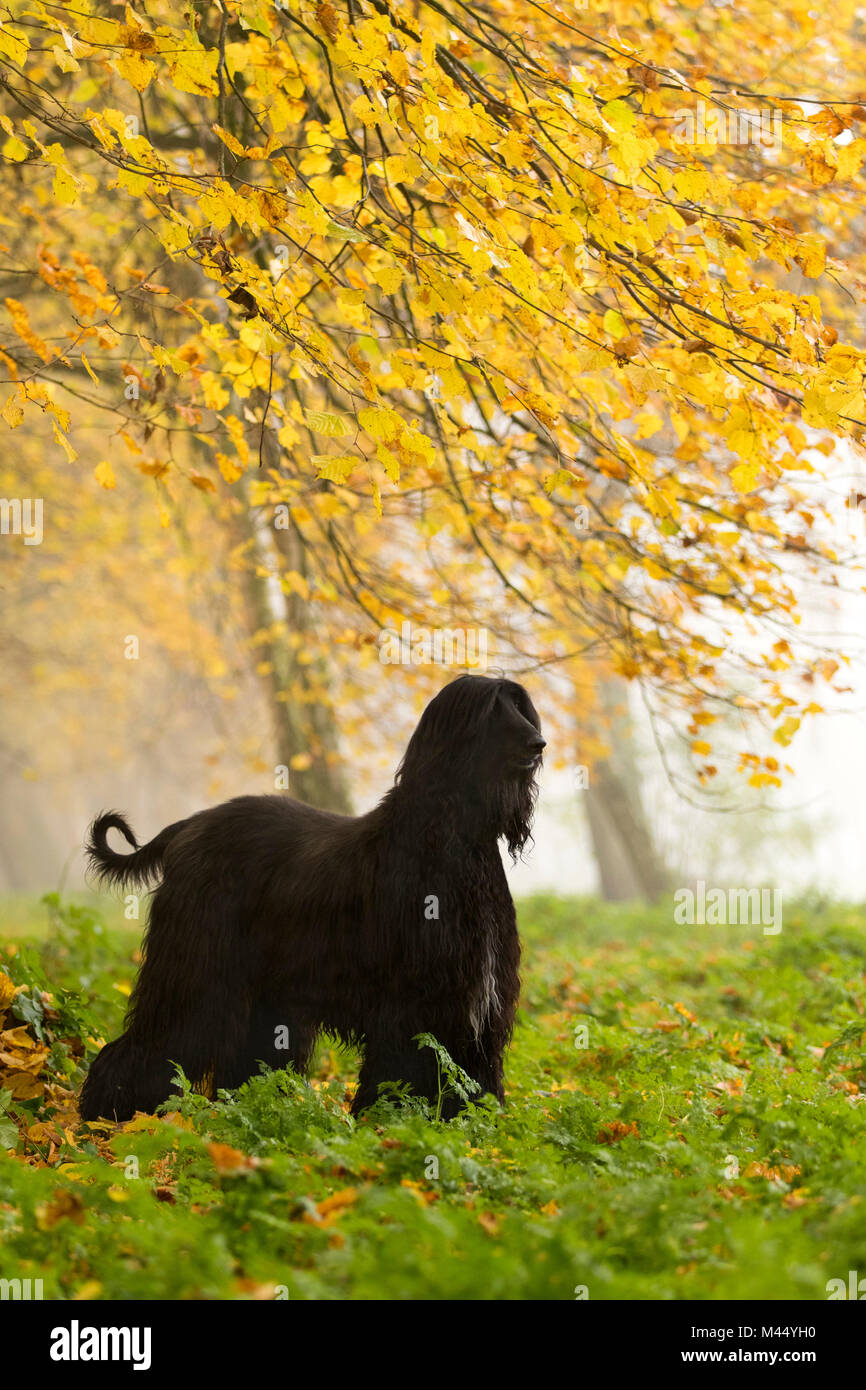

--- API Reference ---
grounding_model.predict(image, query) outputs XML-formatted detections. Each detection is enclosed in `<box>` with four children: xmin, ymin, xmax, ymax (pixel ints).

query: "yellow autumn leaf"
<box><xmin>156</xmin><ymin>222</ymin><xmax>192</xmax><ymax>257</ymax></box>
<box><xmin>72</xmin><ymin>1282</ymin><xmax>104</xmax><ymax>1301</ymax></box>
<box><xmin>94</xmin><ymin>460</ymin><xmax>116</xmax><ymax>489</ymax></box>
<box><xmin>52</xmin><ymin>420</ymin><xmax>76</xmax><ymax>462</ymax></box>
<box><xmin>376</xmin><ymin>443</ymin><xmax>400</xmax><ymax>481</ymax></box>
<box><xmin>602</xmin><ymin>99</ymin><xmax>636</xmax><ymax>132</ymax></box>
<box><xmin>1</xmin><ymin>393</ymin><xmax>24</xmax><ymax>428</ymax></box>
<box><xmin>170</xmin><ymin>48</ymin><xmax>219</xmax><ymax>96</ymax></box>
<box><xmin>5</xmin><ymin>297</ymin><xmax>52</xmax><ymax>363</ymax></box>
<box><xmin>212</xmin><ymin>124</ymin><xmax>246</xmax><ymax>158</ymax></box>
<box><xmin>358</xmin><ymin>407</ymin><xmax>400</xmax><ymax>441</ymax></box>
<box><xmin>306</xmin><ymin>411</ymin><xmax>352</xmax><ymax>438</ymax></box>
<box><xmin>217</xmin><ymin>452</ymin><xmax>243</xmax><ymax>483</ymax></box>
<box><xmin>80</xmin><ymin>352</ymin><xmax>99</xmax><ymax>383</ymax></box>
<box><xmin>795</xmin><ymin>236</ymin><xmax>826</xmax><ymax>279</ymax></box>
<box><xmin>0</xmin><ymin>24</ymin><xmax>28</xmax><ymax>65</ymax></box>
<box><xmin>313</xmin><ymin>454</ymin><xmax>358</xmax><ymax>483</ymax></box>
<box><xmin>372</xmin><ymin>264</ymin><xmax>404</xmax><ymax>294</ymax></box>
<box><xmin>2</xmin><ymin>134</ymin><xmax>28</xmax><ymax>162</ymax></box>
<box><xmin>112</xmin><ymin>50</ymin><xmax>154</xmax><ymax>91</ymax></box>
<box><xmin>773</xmin><ymin>716</ymin><xmax>801</xmax><ymax>747</ymax></box>
<box><xmin>730</xmin><ymin>462</ymin><xmax>760</xmax><ymax>493</ymax></box>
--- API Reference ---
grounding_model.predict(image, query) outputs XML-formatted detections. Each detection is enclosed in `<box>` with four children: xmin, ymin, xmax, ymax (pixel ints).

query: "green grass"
<box><xmin>1</xmin><ymin>891</ymin><xmax>864</xmax><ymax>1300</ymax></box>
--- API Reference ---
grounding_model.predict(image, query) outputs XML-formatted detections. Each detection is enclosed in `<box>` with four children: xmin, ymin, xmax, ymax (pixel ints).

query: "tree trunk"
<box><xmin>229</xmin><ymin>489</ymin><xmax>352</xmax><ymax>814</ymax></box>
<box><xmin>231</xmin><ymin>400</ymin><xmax>352</xmax><ymax>814</ymax></box>
<box><xmin>583</xmin><ymin>677</ymin><xmax>670</xmax><ymax>901</ymax></box>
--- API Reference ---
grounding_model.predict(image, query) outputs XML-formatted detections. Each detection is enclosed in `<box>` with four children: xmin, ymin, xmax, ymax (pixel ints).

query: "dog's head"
<box><xmin>396</xmin><ymin>674</ymin><xmax>544</xmax><ymax>855</ymax></box>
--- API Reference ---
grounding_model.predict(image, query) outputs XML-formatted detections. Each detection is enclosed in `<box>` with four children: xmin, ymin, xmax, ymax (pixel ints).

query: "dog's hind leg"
<box><xmin>79</xmin><ymin>1032</ymin><xmax>176</xmax><ymax>1123</ymax></box>
<box><xmin>82</xmin><ymin>879</ymin><xmax>253</xmax><ymax>1120</ymax></box>
<box><xmin>214</xmin><ymin>1006</ymin><xmax>318</xmax><ymax>1092</ymax></box>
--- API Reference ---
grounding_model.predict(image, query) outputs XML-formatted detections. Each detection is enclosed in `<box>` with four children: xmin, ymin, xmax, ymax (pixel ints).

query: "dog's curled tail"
<box><xmin>86</xmin><ymin>811</ymin><xmax>185</xmax><ymax>889</ymax></box>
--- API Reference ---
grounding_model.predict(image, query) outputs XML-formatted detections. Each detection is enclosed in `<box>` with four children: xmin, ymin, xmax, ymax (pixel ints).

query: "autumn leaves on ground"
<box><xmin>1</xmin><ymin>894</ymin><xmax>864</xmax><ymax>1300</ymax></box>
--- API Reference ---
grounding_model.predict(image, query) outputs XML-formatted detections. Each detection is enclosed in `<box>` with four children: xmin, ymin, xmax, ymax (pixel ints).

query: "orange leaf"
<box><xmin>597</xmin><ymin>1120</ymin><xmax>639</xmax><ymax>1144</ymax></box>
<box><xmin>478</xmin><ymin>1211</ymin><xmax>503</xmax><ymax>1235</ymax></box>
<box><xmin>3</xmin><ymin>1071</ymin><xmax>44</xmax><ymax>1099</ymax></box>
<box><xmin>208</xmin><ymin>1142</ymin><xmax>257</xmax><ymax>1173</ymax></box>
<box><xmin>317</xmin><ymin>1186</ymin><xmax>358</xmax><ymax>1217</ymax></box>
<box><xmin>36</xmin><ymin>1190</ymin><xmax>86</xmax><ymax>1229</ymax></box>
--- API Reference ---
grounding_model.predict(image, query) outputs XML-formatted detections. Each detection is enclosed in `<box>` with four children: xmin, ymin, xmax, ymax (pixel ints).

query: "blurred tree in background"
<box><xmin>1</xmin><ymin>0</ymin><xmax>865</xmax><ymax>890</ymax></box>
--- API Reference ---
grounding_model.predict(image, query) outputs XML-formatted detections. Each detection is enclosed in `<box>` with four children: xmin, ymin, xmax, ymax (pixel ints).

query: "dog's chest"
<box><xmin>462</xmin><ymin>851</ymin><xmax>513</xmax><ymax>1037</ymax></box>
<box><xmin>469</xmin><ymin>941</ymin><xmax>501</xmax><ymax>1038</ymax></box>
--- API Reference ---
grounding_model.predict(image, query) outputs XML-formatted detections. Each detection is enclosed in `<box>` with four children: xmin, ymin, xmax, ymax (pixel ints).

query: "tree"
<box><xmin>1</xmin><ymin>0</ymin><xmax>864</xmax><ymax>800</ymax></box>
<box><xmin>583</xmin><ymin>674</ymin><xmax>670</xmax><ymax>901</ymax></box>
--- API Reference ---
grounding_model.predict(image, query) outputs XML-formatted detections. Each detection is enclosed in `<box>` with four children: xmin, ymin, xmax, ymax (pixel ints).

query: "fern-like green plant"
<box><xmin>413</xmin><ymin>1033</ymin><xmax>482</xmax><ymax>1122</ymax></box>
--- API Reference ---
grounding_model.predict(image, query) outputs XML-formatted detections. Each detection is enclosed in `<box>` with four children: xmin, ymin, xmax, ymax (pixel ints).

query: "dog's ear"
<box><xmin>396</xmin><ymin>675</ymin><xmax>500</xmax><ymax>783</ymax></box>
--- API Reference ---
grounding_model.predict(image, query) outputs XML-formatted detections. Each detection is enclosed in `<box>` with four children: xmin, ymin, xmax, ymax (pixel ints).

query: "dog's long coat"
<box><xmin>79</xmin><ymin>674</ymin><xmax>544</xmax><ymax>1121</ymax></box>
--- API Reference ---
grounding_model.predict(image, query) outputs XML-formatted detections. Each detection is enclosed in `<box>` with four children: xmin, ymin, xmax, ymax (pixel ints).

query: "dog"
<box><xmin>79</xmin><ymin>673</ymin><xmax>544</xmax><ymax>1122</ymax></box>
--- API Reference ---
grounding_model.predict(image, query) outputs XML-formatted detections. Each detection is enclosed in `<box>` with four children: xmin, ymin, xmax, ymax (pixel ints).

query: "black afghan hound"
<box><xmin>79</xmin><ymin>673</ymin><xmax>545</xmax><ymax>1123</ymax></box>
